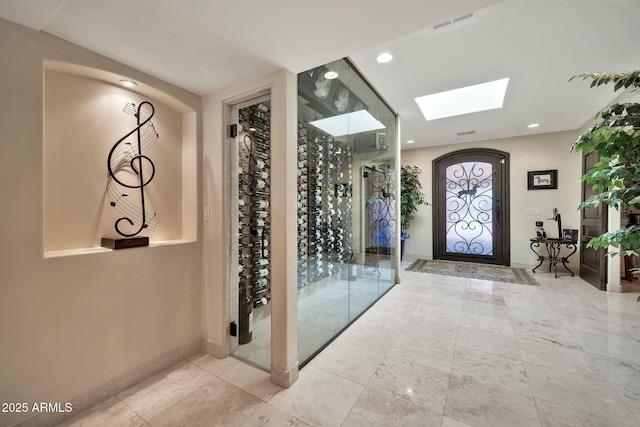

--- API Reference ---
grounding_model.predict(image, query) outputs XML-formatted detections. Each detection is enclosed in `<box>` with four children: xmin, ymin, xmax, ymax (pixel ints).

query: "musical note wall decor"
<box><xmin>106</xmin><ymin>101</ymin><xmax>159</xmax><ymax>238</ymax></box>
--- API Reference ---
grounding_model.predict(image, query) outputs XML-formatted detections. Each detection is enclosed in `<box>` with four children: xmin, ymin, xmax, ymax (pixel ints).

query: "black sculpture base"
<box><xmin>101</xmin><ymin>236</ymin><xmax>149</xmax><ymax>250</ymax></box>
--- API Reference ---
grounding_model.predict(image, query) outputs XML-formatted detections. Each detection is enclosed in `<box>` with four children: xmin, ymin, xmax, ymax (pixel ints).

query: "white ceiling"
<box><xmin>352</xmin><ymin>0</ymin><xmax>640</xmax><ymax>148</ymax></box>
<box><xmin>1</xmin><ymin>0</ymin><xmax>639</xmax><ymax>149</ymax></box>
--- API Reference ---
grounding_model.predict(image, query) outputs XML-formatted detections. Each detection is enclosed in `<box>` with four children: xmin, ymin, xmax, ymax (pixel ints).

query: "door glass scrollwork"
<box><xmin>445</xmin><ymin>161</ymin><xmax>493</xmax><ymax>256</ymax></box>
<box><xmin>367</xmin><ymin>168</ymin><xmax>396</xmax><ymax>250</ymax></box>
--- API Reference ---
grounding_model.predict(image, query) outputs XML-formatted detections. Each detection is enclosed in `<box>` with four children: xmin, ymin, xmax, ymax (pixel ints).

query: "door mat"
<box><xmin>406</xmin><ymin>259</ymin><xmax>539</xmax><ymax>286</ymax></box>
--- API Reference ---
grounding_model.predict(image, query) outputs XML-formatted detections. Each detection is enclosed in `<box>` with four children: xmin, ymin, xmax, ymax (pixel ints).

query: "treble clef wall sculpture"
<box><xmin>106</xmin><ymin>101</ymin><xmax>159</xmax><ymax>238</ymax></box>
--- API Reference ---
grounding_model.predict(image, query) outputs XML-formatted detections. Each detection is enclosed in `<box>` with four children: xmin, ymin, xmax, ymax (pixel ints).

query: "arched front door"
<box><xmin>433</xmin><ymin>149</ymin><xmax>510</xmax><ymax>266</ymax></box>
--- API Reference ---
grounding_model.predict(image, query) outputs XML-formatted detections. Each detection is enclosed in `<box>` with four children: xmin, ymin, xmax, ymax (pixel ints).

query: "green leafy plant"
<box><xmin>400</xmin><ymin>163</ymin><xmax>429</xmax><ymax>239</ymax></box>
<box><xmin>570</xmin><ymin>71</ymin><xmax>640</xmax><ymax>299</ymax></box>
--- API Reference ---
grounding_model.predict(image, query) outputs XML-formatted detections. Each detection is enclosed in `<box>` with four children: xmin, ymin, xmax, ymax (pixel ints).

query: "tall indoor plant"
<box><xmin>570</xmin><ymin>71</ymin><xmax>640</xmax><ymax>297</ymax></box>
<box><xmin>400</xmin><ymin>163</ymin><xmax>428</xmax><ymax>259</ymax></box>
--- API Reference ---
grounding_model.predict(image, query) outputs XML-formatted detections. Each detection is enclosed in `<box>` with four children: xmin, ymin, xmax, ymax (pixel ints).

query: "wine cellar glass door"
<box><xmin>230</xmin><ymin>95</ymin><xmax>272</xmax><ymax>370</ymax></box>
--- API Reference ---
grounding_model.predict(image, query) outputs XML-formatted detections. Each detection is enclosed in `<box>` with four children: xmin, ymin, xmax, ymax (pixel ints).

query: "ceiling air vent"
<box><xmin>432</xmin><ymin>20</ymin><xmax>452</xmax><ymax>31</ymax></box>
<box><xmin>426</xmin><ymin>11</ymin><xmax>480</xmax><ymax>36</ymax></box>
<box><xmin>457</xmin><ymin>130</ymin><xmax>476</xmax><ymax>137</ymax></box>
<box><xmin>453</xmin><ymin>13</ymin><xmax>475</xmax><ymax>23</ymax></box>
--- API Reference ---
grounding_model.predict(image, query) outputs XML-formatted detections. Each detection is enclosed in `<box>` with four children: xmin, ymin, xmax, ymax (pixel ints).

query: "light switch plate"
<box><xmin>203</xmin><ymin>205</ymin><xmax>210</xmax><ymax>221</ymax></box>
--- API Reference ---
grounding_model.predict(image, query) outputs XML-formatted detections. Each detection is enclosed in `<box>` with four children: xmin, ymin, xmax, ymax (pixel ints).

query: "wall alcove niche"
<box><xmin>43</xmin><ymin>61</ymin><xmax>198</xmax><ymax>257</ymax></box>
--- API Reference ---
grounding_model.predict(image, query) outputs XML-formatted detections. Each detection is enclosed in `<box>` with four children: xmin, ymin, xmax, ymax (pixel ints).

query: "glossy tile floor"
<box><xmin>234</xmin><ymin>263</ymin><xmax>396</xmax><ymax>369</ymax></box>
<box><xmin>60</xmin><ymin>260</ymin><xmax>640</xmax><ymax>426</ymax></box>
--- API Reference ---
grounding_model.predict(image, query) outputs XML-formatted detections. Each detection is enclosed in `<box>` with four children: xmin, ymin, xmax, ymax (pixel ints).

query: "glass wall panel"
<box><xmin>297</xmin><ymin>58</ymin><xmax>398</xmax><ymax>365</ymax></box>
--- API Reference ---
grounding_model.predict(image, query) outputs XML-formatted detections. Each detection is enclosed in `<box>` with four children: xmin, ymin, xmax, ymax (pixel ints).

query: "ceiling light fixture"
<box><xmin>406</xmin><ymin>140</ymin><xmax>415</xmax><ymax>144</ymax></box>
<box><xmin>528</xmin><ymin>123</ymin><xmax>540</xmax><ymax>128</ymax></box>
<box><xmin>415</xmin><ymin>78</ymin><xmax>510</xmax><ymax>121</ymax></box>
<box><xmin>376</xmin><ymin>53</ymin><xmax>393</xmax><ymax>63</ymax></box>
<box><xmin>119</xmin><ymin>79</ymin><xmax>137</xmax><ymax>88</ymax></box>
<box><xmin>324</xmin><ymin>71</ymin><xmax>339</xmax><ymax>80</ymax></box>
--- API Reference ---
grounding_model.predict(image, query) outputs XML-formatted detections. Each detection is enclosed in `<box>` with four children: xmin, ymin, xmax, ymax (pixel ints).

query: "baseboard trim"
<box><xmin>13</xmin><ymin>339</ymin><xmax>202</xmax><ymax>427</ymax></box>
<box><xmin>205</xmin><ymin>339</ymin><xmax>228</xmax><ymax>359</ymax></box>
<box><xmin>271</xmin><ymin>363</ymin><xmax>299</xmax><ymax>388</ymax></box>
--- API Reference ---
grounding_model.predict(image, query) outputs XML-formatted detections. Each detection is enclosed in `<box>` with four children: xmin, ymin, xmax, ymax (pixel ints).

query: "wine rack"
<box><xmin>238</xmin><ymin>103</ymin><xmax>271</xmax><ymax>343</ymax></box>
<box><xmin>297</xmin><ymin>122</ymin><xmax>354</xmax><ymax>289</ymax></box>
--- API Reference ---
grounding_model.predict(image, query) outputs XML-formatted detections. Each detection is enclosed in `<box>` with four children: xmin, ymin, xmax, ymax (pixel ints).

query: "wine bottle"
<box><xmin>255</xmin><ymin>258</ymin><xmax>269</xmax><ymax>266</ymax></box>
<box><xmin>257</xmin><ymin>268</ymin><xmax>269</xmax><ymax>277</ymax></box>
<box><xmin>239</xmin><ymin>291</ymin><xmax>253</xmax><ymax>344</ymax></box>
<box><xmin>255</xmin><ymin>200</ymin><xmax>269</xmax><ymax>208</ymax></box>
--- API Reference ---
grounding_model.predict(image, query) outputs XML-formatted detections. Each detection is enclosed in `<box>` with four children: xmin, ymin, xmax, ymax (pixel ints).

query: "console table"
<box><xmin>529</xmin><ymin>238</ymin><xmax>577</xmax><ymax>278</ymax></box>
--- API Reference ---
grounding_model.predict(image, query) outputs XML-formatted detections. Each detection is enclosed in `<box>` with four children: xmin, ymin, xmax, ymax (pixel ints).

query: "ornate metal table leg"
<box><xmin>544</xmin><ymin>241</ymin><xmax>557</xmax><ymax>276</ymax></box>
<box><xmin>560</xmin><ymin>242</ymin><xmax>577</xmax><ymax>277</ymax></box>
<box><xmin>530</xmin><ymin>240</ymin><xmax>545</xmax><ymax>273</ymax></box>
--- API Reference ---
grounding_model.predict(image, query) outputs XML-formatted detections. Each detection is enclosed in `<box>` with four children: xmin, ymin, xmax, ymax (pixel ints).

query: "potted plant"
<box><xmin>570</xmin><ymin>70</ymin><xmax>640</xmax><ymax>298</ymax></box>
<box><xmin>400</xmin><ymin>163</ymin><xmax>429</xmax><ymax>259</ymax></box>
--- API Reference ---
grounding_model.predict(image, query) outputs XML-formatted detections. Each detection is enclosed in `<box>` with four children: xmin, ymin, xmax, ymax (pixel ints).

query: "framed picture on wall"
<box><xmin>562</xmin><ymin>228</ymin><xmax>578</xmax><ymax>243</ymax></box>
<box><xmin>527</xmin><ymin>169</ymin><xmax>557</xmax><ymax>190</ymax></box>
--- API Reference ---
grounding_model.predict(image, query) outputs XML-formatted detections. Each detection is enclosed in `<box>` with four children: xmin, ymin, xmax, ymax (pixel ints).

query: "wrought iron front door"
<box><xmin>433</xmin><ymin>149</ymin><xmax>510</xmax><ymax>265</ymax></box>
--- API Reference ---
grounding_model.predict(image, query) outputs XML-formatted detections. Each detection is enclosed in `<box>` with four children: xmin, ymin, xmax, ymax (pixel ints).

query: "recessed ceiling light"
<box><xmin>528</xmin><ymin>123</ymin><xmax>540</xmax><ymax>128</ymax></box>
<box><xmin>415</xmin><ymin>78</ymin><xmax>510</xmax><ymax>121</ymax></box>
<box><xmin>249</xmin><ymin>127</ymin><xmax>257</xmax><ymax>132</ymax></box>
<box><xmin>119</xmin><ymin>79</ymin><xmax>137</xmax><ymax>88</ymax></box>
<box><xmin>324</xmin><ymin>71</ymin><xmax>339</xmax><ymax>80</ymax></box>
<box><xmin>406</xmin><ymin>140</ymin><xmax>415</xmax><ymax>144</ymax></box>
<box><xmin>376</xmin><ymin>53</ymin><xmax>393</xmax><ymax>63</ymax></box>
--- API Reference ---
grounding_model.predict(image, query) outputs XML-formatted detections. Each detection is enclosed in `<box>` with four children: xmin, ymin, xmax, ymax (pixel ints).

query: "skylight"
<box><xmin>309</xmin><ymin>110</ymin><xmax>386</xmax><ymax>137</ymax></box>
<box><xmin>415</xmin><ymin>78</ymin><xmax>510</xmax><ymax>121</ymax></box>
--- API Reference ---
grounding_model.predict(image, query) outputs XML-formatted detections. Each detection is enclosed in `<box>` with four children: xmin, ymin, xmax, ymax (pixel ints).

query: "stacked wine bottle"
<box><xmin>297</xmin><ymin>122</ymin><xmax>353</xmax><ymax>289</ymax></box>
<box><xmin>238</xmin><ymin>104</ymin><xmax>271</xmax><ymax>321</ymax></box>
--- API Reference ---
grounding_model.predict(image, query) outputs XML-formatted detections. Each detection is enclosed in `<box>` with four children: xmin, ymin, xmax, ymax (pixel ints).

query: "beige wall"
<box><xmin>401</xmin><ymin>130</ymin><xmax>583</xmax><ymax>268</ymax></box>
<box><xmin>0</xmin><ymin>18</ymin><xmax>202</xmax><ymax>426</ymax></box>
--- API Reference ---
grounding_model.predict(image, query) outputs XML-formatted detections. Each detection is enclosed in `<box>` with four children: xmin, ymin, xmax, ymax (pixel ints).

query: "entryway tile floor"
<box><xmin>59</xmin><ymin>261</ymin><xmax>640</xmax><ymax>426</ymax></box>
